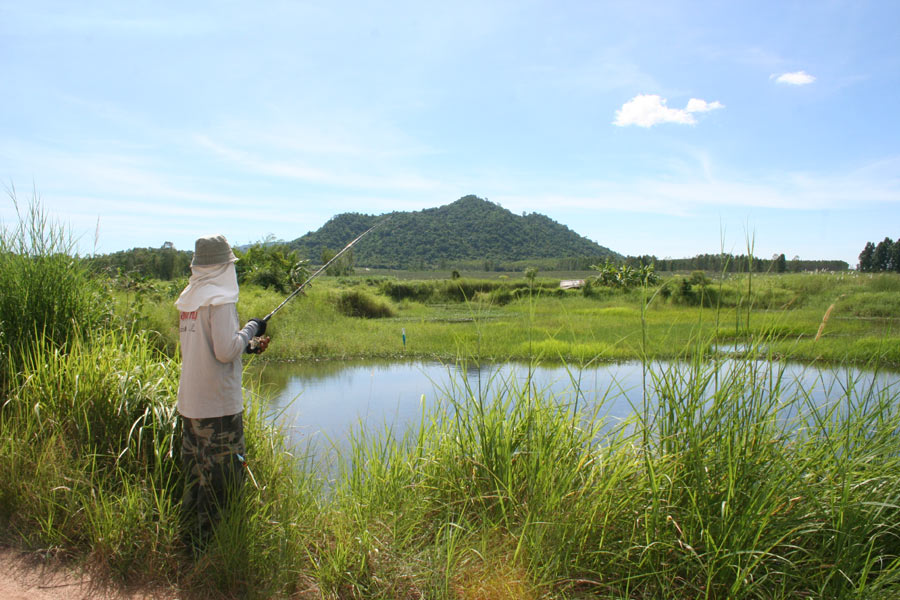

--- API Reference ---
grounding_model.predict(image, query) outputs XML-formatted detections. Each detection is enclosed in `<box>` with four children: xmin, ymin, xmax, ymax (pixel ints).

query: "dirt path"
<box><xmin>0</xmin><ymin>547</ymin><xmax>178</xmax><ymax>600</ymax></box>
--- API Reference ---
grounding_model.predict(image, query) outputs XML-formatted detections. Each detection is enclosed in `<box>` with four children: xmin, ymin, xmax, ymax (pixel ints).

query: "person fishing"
<box><xmin>174</xmin><ymin>233</ymin><xmax>270</xmax><ymax>551</ymax></box>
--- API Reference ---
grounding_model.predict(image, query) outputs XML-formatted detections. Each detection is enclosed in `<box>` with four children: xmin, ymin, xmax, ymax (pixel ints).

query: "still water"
<box><xmin>249</xmin><ymin>359</ymin><xmax>900</xmax><ymax>453</ymax></box>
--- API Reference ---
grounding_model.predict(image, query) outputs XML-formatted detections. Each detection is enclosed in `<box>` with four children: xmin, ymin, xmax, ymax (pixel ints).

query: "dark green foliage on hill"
<box><xmin>87</xmin><ymin>242</ymin><xmax>192</xmax><ymax>280</ymax></box>
<box><xmin>288</xmin><ymin>195</ymin><xmax>620</xmax><ymax>269</ymax></box>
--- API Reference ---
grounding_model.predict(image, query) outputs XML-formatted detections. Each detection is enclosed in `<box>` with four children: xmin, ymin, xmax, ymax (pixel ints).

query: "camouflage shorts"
<box><xmin>180</xmin><ymin>412</ymin><xmax>246</xmax><ymax>546</ymax></box>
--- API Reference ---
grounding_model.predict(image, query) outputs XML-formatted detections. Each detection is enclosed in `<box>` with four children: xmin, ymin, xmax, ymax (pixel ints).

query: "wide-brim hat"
<box><xmin>191</xmin><ymin>234</ymin><xmax>237</xmax><ymax>266</ymax></box>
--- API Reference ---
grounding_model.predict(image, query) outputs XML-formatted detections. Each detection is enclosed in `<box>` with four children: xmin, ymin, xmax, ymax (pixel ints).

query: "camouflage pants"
<box><xmin>180</xmin><ymin>412</ymin><xmax>245</xmax><ymax>547</ymax></box>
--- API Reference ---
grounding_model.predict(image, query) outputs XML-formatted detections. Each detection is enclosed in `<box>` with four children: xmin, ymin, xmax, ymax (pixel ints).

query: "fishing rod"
<box><xmin>262</xmin><ymin>218</ymin><xmax>388</xmax><ymax>323</ymax></box>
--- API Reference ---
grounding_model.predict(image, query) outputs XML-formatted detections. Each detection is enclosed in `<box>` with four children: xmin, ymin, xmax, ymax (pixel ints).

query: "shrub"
<box><xmin>590</xmin><ymin>259</ymin><xmax>660</xmax><ymax>288</ymax></box>
<box><xmin>489</xmin><ymin>289</ymin><xmax>515</xmax><ymax>305</ymax></box>
<box><xmin>235</xmin><ymin>237</ymin><xmax>309</xmax><ymax>294</ymax></box>
<box><xmin>671</xmin><ymin>277</ymin><xmax>720</xmax><ymax>307</ymax></box>
<box><xmin>379</xmin><ymin>280</ymin><xmax>435</xmax><ymax>302</ymax></box>
<box><xmin>334</xmin><ymin>290</ymin><xmax>396</xmax><ymax>318</ymax></box>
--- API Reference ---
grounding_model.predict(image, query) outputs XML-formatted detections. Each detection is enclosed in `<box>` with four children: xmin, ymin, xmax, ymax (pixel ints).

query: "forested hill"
<box><xmin>287</xmin><ymin>195</ymin><xmax>621</xmax><ymax>269</ymax></box>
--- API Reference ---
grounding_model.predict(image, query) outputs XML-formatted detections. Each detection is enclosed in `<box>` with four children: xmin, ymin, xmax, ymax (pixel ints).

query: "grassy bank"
<box><xmin>3</xmin><ymin>324</ymin><xmax>899</xmax><ymax>598</ymax></box>
<box><xmin>169</xmin><ymin>270</ymin><xmax>898</xmax><ymax>368</ymax></box>
<box><xmin>3</xmin><ymin>202</ymin><xmax>900</xmax><ymax>598</ymax></box>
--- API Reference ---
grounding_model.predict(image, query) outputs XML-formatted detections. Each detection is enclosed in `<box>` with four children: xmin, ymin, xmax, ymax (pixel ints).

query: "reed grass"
<box><xmin>3</xmin><ymin>198</ymin><xmax>900</xmax><ymax>597</ymax></box>
<box><xmin>0</xmin><ymin>190</ymin><xmax>109</xmax><ymax>387</ymax></box>
<box><xmin>317</xmin><ymin>348</ymin><xmax>900</xmax><ymax>598</ymax></box>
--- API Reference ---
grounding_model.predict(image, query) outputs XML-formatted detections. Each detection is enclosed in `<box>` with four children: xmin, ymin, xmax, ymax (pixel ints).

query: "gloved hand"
<box><xmin>249</xmin><ymin>318</ymin><xmax>267</xmax><ymax>337</ymax></box>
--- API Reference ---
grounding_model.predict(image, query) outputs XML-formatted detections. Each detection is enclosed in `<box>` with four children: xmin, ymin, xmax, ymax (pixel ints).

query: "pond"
<box><xmin>248</xmin><ymin>358</ymin><xmax>900</xmax><ymax>455</ymax></box>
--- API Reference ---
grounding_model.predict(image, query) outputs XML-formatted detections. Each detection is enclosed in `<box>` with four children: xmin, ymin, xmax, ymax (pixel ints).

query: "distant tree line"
<box><xmin>623</xmin><ymin>253</ymin><xmax>848</xmax><ymax>273</ymax></box>
<box><xmin>857</xmin><ymin>237</ymin><xmax>900</xmax><ymax>272</ymax></box>
<box><xmin>85</xmin><ymin>243</ymin><xmax>851</xmax><ymax>280</ymax></box>
<box><xmin>86</xmin><ymin>242</ymin><xmax>192</xmax><ymax>280</ymax></box>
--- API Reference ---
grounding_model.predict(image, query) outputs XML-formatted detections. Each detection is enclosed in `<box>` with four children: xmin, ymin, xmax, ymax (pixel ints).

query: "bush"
<box><xmin>334</xmin><ymin>290</ymin><xmax>396</xmax><ymax>318</ymax></box>
<box><xmin>235</xmin><ymin>237</ymin><xmax>309</xmax><ymax>294</ymax></box>
<box><xmin>670</xmin><ymin>277</ymin><xmax>720</xmax><ymax>307</ymax></box>
<box><xmin>379</xmin><ymin>280</ymin><xmax>436</xmax><ymax>302</ymax></box>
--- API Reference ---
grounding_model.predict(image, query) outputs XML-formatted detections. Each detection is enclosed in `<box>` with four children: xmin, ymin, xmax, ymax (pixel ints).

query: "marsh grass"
<box><xmin>3</xmin><ymin>198</ymin><xmax>900</xmax><ymax>597</ymax></box>
<box><xmin>0</xmin><ymin>328</ymin><xmax>181</xmax><ymax>578</ymax></box>
<box><xmin>0</xmin><ymin>325</ymin><xmax>324</xmax><ymax>597</ymax></box>
<box><xmin>0</xmin><ymin>190</ymin><xmax>109</xmax><ymax>386</ymax></box>
<box><xmin>117</xmin><ymin>267</ymin><xmax>899</xmax><ymax>369</ymax></box>
<box><xmin>323</xmin><ymin>345</ymin><xmax>900</xmax><ymax>598</ymax></box>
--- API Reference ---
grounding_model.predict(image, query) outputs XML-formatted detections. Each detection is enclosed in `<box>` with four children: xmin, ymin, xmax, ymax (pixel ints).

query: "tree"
<box><xmin>873</xmin><ymin>237</ymin><xmax>894</xmax><ymax>272</ymax></box>
<box><xmin>893</xmin><ymin>240</ymin><xmax>900</xmax><ymax>273</ymax></box>
<box><xmin>236</xmin><ymin>237</ymin><xmax>308</xmax><ymax>293</ymax></box>
<box><xmin>774</xmin><ymin>253</ymin><xmax>787</xmax><ymax>273</ymax></box>
<box><xmin>858</xmin><ymin>242</ymin><xmax>876</xmax><ymax>272</ymax></box>
<box><xmin>158</xmin><ymin>242</ymin><xmax>176</xmax><ymax>280</ymax></box>
<box><xmin>321</xmin><ymin>247</ymin><xmax>354</xmax><ymax>276</ymax></box>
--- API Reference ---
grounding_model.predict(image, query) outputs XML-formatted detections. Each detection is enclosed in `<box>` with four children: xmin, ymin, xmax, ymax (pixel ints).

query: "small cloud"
<box><xmin>775</xmin><ymin>70</ymin><xmax>816</xmax><ymax>85</ymax></box>
<box><xmin>685</xmin><ymin>98</ymin><xmax>724</xmax><ymax>113</ymax></box>
<box><xmin>614</xmin><ymin>94</ymin><xmax>722</xmax><ymax>128</ymax></box>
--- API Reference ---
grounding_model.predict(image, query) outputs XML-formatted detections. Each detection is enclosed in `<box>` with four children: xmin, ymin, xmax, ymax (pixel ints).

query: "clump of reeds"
<box><xmin>317</xmin><ymin>346</ymin><xmax>900</xmax><ymax>598</ymax></box>
<box><xmin>0</xmin><ymin>189</ymin><xmax>109</xmax><ymax>387</ymax></box>
<box><xmin>0</xmin><ymin>193</ymin><xmax>323</xmax><ymax>597</ymax></box>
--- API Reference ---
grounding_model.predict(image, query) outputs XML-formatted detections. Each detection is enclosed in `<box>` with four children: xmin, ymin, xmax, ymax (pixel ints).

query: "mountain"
<box><xmin>287</xmin><ymin>195</ymin><xmax>621</xmax><ymax>269</ymax></box>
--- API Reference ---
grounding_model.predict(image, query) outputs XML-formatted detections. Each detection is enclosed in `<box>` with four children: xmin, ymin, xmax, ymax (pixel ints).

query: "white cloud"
<box><xmin>614</xmin><ymin>94</ymin><xmax>722</xmax><ymax>127</ymax></box>
<box><xmin>685</xmin><ymin>98</ymin><xmax>724</xmax><ymax>113</ymax></box>
<box><xmin>775</xmin><ymin>71</ymin><xmax>816</xmax><ymax>85</ymax></box>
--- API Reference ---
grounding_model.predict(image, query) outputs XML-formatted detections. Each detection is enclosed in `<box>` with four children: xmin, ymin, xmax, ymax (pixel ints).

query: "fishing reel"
<box><xmin>246</xmin><ymin>335</ymin><xmax>270</xmax><ymax>354</ymax></box>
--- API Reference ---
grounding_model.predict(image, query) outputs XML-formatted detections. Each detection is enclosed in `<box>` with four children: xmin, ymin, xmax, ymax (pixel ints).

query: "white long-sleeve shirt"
<box><xmin>176</xmin><ymin>303</ymin><xmax>259</xmax><ymax>418</ymax></box>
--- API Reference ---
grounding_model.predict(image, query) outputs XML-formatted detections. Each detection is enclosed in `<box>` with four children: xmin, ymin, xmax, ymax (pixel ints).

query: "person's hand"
<box><xmin>246</xmin><ymin>335</ymin><xmax>270</xmax><ymax>354</ymax></box>
<box><xmin>249</xmin><ymin>318</ymin><xmax>267</xmax><ymax>337</ymax></box>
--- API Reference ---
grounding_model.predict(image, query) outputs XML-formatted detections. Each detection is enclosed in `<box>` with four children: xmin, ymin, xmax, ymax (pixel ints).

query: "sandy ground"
<box><xmin>0</xmin><ymin>547</ymin><xmax>179</xmax><ymax>600</ymax></box>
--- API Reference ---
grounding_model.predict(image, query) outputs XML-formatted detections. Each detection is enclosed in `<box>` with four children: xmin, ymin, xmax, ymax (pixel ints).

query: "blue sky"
<box><xmin>2</xmin><ymin>1</ymin><xmax>898</xmax><ymax>267</ymax></box>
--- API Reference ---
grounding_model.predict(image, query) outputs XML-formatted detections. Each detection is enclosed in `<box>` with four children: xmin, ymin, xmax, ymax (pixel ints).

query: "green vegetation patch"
<box><xmin>594</xmin><ymin>306</ymin><xmax>641</xmax><ymax>318</ymax></box>
<box><xmin>333</xmin><ymin>289</ymin><xmax>396</xmax><ymax>319</ymax></box>
<box><xmin>516</xmin><ymin>339</ymin><xmax>626</xmax><ymax>361</ymax></box>
<box><xmin>838</xmin><ymin>291</ymin><xmax>900</xmax><ymax>318</ymax></box>
<box><xmin>849</xmin><ymin>336</ymin><xmax>900</xmax><ymax>364</ymax></box>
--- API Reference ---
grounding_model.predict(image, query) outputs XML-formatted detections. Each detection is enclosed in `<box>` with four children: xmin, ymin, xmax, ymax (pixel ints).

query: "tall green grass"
<box><xmin>325</xmin><ymin>352</ymin><xmax>900</xmax><ymax>598</ymax></box>
<box><xmin>115</xmin><ymin>267</ymin><xmax>900</xmax><ymax>368</ymax></box>
<box><xmin>0</xmin><ymin>325</ymin><xmax>324</xmax><ymax>597</ymax></box>
<box><xmin>0</xmin><ymin>191</ymin><xmax>109</xmax><ymax>387</ymax></box>
<box><xmin>3</xmin><ymin>198</ymin><xmax>900</xmax><ymax>597</ymax></box>
<box><xmin>5</xmin><ymin>325</ymin><xmax>898</xmax><ymax>597</ymax></box>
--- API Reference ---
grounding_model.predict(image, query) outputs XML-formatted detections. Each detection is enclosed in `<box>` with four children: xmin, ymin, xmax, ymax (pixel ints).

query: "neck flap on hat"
<box><xmin>174</xmin><ymin>262</ymin><xmax>240</xmax><ymax>312</ymax></box>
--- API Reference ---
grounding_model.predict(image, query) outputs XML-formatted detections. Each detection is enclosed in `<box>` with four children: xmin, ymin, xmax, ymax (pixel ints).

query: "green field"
<box><xmin>3</xmin><ymin>209</ymin><xmax>900</xmax><ymax>598</ymax></box>
<box><xmin>126</xmin><ymin>268</ymin><xmax>900</xmax><ymax>368</ymax></box>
